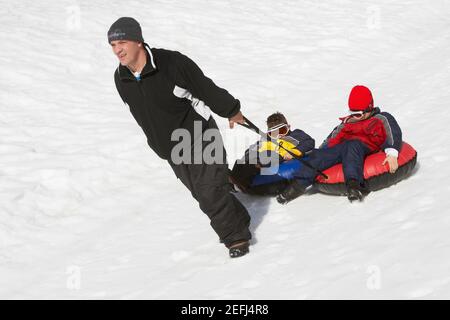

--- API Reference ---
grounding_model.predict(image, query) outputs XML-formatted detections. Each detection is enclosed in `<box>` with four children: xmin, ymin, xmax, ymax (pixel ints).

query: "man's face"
<box><xmin>110</xmin><ymin>40</ymin><xmax>141</xmax><ymax>66</ymax></box>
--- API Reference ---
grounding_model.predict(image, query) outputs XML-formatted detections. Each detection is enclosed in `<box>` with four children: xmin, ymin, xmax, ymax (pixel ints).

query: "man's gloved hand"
<box><xmin>229</xmin><ymin>111</ymin><xmax>245</xmax><ymax>129</ymax></box>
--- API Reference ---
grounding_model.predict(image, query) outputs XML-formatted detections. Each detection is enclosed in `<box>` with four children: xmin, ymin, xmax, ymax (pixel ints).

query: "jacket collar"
<box><xmin>117</xmin><ymin>43</ymin><xmax>157</xmax><ymax>81</ymax></box>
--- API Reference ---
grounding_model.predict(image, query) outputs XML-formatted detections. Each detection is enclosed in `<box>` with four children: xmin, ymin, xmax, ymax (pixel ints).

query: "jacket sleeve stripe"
<box><xmin>374</xmin><ymin>114</ymin><xmax>394</xmax><ymax>146</ymax></box>
<box><xmin>173</xmin><ymin>85</ymin><xmax>211</xmax><ymax>121</ymax></box>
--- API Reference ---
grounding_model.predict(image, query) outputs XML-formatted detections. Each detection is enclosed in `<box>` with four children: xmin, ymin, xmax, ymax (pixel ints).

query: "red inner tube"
<box><xmin>315</xmin><ymin>142</ymin><xmax>417</xmax><ymax>184</ymax></box>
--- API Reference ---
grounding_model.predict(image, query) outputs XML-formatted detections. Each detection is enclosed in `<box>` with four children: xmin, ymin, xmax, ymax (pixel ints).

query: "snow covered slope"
<box><xmin>1</xmin><ymin>0</ymin><xmax>450</xmax><ymax>299</ymax></box>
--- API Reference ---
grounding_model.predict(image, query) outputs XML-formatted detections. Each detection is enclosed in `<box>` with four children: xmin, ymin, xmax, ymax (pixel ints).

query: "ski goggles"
<box><xmin>349</xmin><ymin>110</ymin><xmax>365</xmax><ymax>118</ymax></box>
<box><xmin>349</xmin><ymin>107</ymin><xmax>373</xmax><ymax>118</ymax></box>
<box><xmin>349</xmin><ymin>110</ymin><xmax>372</xmax><ymax>119</ymax></box>
<box><xmin>267</xmin><ymin>123</ymin><xmax>289</xmax><ymax>137</ymax></box>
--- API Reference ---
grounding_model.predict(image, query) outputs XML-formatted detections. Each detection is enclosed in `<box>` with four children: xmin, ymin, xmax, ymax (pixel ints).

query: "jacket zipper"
<box><xmin>137</xmin><ymin>77</ymin><xmax>146</xmax><ymax>97</ymax></box>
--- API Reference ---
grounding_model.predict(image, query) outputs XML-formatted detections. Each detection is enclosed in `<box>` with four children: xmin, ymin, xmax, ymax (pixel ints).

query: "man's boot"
<box><xmin>228</xmin><ymin>240</ymin><xmax>250</xmax><ymax>258</ymax></box>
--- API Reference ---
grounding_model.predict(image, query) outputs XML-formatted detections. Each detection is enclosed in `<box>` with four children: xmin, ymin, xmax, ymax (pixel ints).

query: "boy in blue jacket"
<box><xmin>230</xmin><ymin>112</ymin><xmax>315</xmax><ymax>195</ymax></box>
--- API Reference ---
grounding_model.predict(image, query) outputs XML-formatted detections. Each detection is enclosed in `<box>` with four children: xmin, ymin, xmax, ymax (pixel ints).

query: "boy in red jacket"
<box><xmin>277</xmin><ymin>85</ymin><xmax>402</xmax><ymax>203</ymax></box>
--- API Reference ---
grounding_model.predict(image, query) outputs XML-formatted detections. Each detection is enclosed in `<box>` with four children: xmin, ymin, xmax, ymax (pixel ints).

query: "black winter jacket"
<box><xmin>114</xmin><ymin>45</ymin><xmax>241</xmax><ymax>160</ymax></box>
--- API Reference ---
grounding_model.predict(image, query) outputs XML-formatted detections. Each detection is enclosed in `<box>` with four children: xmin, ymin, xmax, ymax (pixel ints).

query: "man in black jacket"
<box><xmin>108</xmin><ymin>17</ymin><xmax>251</xmax><ymax>258</ymax></box>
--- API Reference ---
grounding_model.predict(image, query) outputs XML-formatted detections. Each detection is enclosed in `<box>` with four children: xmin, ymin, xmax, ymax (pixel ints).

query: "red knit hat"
<box><xmin>348</xmin><ymin>85</ymin><xmax>374</xmax><ymax>111</ymax></box>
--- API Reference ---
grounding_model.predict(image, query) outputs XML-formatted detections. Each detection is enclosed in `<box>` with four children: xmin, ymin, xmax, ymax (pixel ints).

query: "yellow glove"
<box><xmin>258</xmin><ymin>139</ymin><xmax>302</xmax><ymax>158</ymax></box>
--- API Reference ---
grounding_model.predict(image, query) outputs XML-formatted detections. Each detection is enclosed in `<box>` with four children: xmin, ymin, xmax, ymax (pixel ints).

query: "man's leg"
<box><xmin>169</xmin><ymin>162</ymin><xmax>251</xmax><ymax>247</ymax></box>
<box><xmin>201</xmin><ymin>117</ymin><xmax>252</xmax><ymax>247</ymax></box>
<box><xmin>190</xmin><ymin>163</ymin><xmax>252</xmax><ymax>247</ymax></box>
<box><xmin>168</xmin><ymin>117</ymin><xmax>252</xmax><ymax>256</ymax></box>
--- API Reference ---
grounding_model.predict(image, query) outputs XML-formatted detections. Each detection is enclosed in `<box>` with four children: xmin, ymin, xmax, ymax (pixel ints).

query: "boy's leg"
<box><xmin>341</xmin><ymin>140</ymin><xmax>371</xmax><ymax>185</ymax></box>
<box><xmin>229</xmin><ymin>161</ymin><xmax>260</xmax><ymax>192</ymax></box>
<box><xmin>293</xmin><ymin>143</ymin><xmax>348</xmax><ymax>186</ymax></box>
<box><xmin>340</xmin><ymin>140</ymin><xmax>372</xmax><ymax>201</ymax></box>
<box><xmin>277</xmin><ymin>144</ymin><xmax>347</xmax><ymax>204</ymax></box>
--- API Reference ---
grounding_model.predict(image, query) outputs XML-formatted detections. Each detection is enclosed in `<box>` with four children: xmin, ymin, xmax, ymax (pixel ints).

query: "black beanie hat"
<box><xmin>107</xmin><ymin>17</ymin><xmax>144</xmax><ymax>43</ymax></box>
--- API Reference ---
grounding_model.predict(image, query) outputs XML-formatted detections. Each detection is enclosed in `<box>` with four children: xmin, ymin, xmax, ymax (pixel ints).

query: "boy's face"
<box><xmin>349</xmin><ymin>111</ymin><xmax>372</xmax><ymax>122</ymax></box>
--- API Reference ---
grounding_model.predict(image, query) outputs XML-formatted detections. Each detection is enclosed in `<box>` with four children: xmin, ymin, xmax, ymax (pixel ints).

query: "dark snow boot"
<box><xmin>276</xmin><ymin>179</ymin><xmax>306</xmax><ymax>205</ymax></box>
<box><xmin>229</xmin><ymin>240</ymin><xmax>250</xmax><ymax>258</ymax></box>
<box><xmin>346</xmin><ymin>179</ymin><xmax>367</xmax><ymax>202</ymax></box>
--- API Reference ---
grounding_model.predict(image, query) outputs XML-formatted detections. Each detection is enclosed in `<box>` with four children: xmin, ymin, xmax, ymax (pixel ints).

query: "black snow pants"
<box><xmin>168</xmin><ymin>119</ymin><xmax>251</xmax><ymax>248</ymax></box>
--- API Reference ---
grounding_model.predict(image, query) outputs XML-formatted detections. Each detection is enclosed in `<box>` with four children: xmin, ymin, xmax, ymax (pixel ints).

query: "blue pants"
<box><xmin>294</xmin><ymin>140</ymin><xmax>371</xmax><ymax>187</ymax></box>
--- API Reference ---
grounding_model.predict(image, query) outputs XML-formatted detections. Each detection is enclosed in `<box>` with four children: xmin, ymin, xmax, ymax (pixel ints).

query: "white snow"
<box><xmin>1</xmin><ymin>0</ymin><xmax>450</xmax><ymax>299</ymax></box>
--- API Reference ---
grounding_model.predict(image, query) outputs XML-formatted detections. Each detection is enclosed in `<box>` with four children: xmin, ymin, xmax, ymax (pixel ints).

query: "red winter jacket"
<box><xmin>327</xmin><ymin>116</ymin><xmax>387</xmax><ymax>152</ymax></box>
